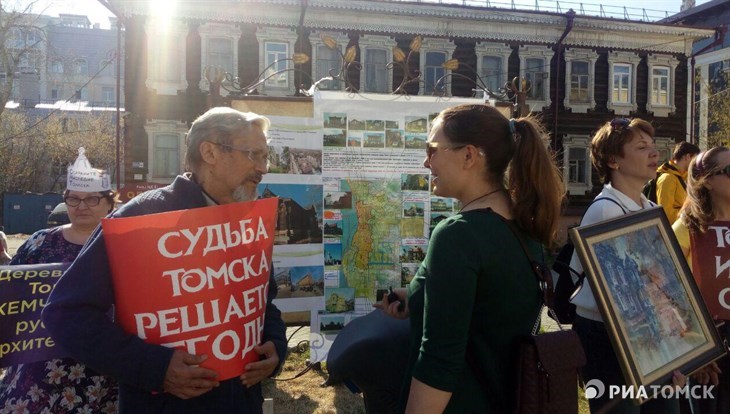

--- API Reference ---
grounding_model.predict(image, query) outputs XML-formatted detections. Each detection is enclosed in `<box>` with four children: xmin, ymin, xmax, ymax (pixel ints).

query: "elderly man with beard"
<box><xmin>42</xmin><ymin>107</ymin><xmax>287</xmax><ymax>414</ymax></box>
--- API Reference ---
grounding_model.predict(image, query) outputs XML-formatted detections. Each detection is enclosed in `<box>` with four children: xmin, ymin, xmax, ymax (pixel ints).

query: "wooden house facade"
<box><xmin>107</xmin><ymin>0</ymin><xmax>715</xmax><ymax>209</ymax></box>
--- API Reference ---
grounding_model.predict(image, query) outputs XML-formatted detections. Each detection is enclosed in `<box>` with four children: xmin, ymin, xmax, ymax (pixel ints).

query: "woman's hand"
<box><xmin>691</xmin><ymin>362</ymin><xmax>722</xmax><ymax>386</ymax></box>
<box><xmin>373</xmin><ymin>287</ymin><xmax>410</xmax><ymax>319</ymax></box>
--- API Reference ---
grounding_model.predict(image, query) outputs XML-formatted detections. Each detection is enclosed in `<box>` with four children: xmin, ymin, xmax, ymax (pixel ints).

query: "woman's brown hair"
<box><xmin>590</xmin><ymin>118</ymin><xmax>655</xmax><ymax>184</ymax></box>
<box><xmin>680</xmin><ymin>146</ymin><xmax>729</xmax><ymax>234</ymax></box>
<box><xmin>436</xmin><ymin>104</ymin><xmax>565</xmax><ymax>246</ymax></box>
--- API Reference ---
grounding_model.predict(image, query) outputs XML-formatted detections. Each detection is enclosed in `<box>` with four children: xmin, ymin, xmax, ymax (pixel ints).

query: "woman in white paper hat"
<box><xmin>0</xmin><ymin>148</ymin><xmax>120</xmax><ymax>413</ymax></box>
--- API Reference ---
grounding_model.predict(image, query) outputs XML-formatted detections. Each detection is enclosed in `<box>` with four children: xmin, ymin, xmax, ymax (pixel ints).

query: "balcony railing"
<box><xmin>370</xmin><ymin>0</ymin><xmax>678</xmax><ymax>22</ymax></box>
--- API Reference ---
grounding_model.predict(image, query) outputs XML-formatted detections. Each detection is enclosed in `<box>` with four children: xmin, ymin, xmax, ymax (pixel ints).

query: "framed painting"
<box><xmin>570</xmin><ymin>207</ymin><xmax>726</xmax><ymax>403</ymax></box>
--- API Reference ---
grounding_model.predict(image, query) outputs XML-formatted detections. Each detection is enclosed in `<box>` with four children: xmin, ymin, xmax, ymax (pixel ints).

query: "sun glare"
<box><xmin>149</xmin><ymin>0</ymin><xmax>177</xmax><ymax>22</ymax></box>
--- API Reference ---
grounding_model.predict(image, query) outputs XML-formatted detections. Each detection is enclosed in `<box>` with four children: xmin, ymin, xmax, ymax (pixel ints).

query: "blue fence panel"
<box><xmin>2</xmin><ymin>193</ymin><xmax>63</xmax><ymax>234</ymax></box>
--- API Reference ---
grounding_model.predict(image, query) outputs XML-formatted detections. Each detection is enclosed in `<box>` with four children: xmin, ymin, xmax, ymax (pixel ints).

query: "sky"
<box><xmin>11</xmin><ymin>0</ymin><xmax>716</xmax><ymax>30</ymax></box>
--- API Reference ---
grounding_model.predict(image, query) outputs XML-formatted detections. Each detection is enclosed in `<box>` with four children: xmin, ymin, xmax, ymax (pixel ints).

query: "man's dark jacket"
<box><xmin>42</xmin><ymin>175</ymin><xmax>287</xmax><ymax>413</ymax></box>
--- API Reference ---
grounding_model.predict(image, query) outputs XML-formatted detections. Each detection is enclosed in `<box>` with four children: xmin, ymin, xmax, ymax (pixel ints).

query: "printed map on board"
<box><xmin>338</xmin><ymin>178</ymin><xmax>418</xmax><ymax>300</ymax></box>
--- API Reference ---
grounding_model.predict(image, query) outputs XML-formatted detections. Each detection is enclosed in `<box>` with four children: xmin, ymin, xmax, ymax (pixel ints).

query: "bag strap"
<box><xmin>591</xmin><ymin>197</ymin><xmax>627</xmax><ymax>214</ymax></box>
<box><xmin>677</xmin><ymin>175</ymin><xmax>687</xmax><ymax>191</ymax></box>
<box><xmin>490</xmin><ymin>211</ymin><xmax>561</xmax><ymax>334</ymax></box>
<box><xmin>553</xmin><ymin>196</ymin><xmax>628</xmax><ymax>285</ymax></box>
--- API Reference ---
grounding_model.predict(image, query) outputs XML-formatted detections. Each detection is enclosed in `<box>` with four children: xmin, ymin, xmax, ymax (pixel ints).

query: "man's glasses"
<box><xmin>711</xmin><ymin>165</ymin><xmax>730</xmax><ymax>178</ymax></box>
<box><xmin>211</xmin><ymin>142</ymin><xmax>269</xmax><ymax>165</ymax></box>
<box><xmin>426</xmin><ymin>142</ymin><xmax>466</xmax><ymax>159</ymax></box>
<box><xmin>64</xmin><ymin>196</ymin><xmax>103</xmax><ymax>207</ymax></box>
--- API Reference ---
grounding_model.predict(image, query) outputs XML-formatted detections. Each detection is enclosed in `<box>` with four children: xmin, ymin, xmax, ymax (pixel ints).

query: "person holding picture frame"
<box><xmin>673</xmin><ymin>146</ymin><xmax>730</xmax><ymax>413</ymax></box>
<box><xmin>569</xmin><ymin>118</ymin><xmax>685</xmax><ymax>413</ymax></box>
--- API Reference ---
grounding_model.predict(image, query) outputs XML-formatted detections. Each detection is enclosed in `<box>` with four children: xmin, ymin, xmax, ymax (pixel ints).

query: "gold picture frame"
<box><xmin>570</xmin><ymin>207</ymin><xmax>726</xmax><ymax>403</ymax></box>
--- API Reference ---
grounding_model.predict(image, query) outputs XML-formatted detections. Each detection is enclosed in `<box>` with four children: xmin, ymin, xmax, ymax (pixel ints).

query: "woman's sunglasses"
<box><xmin>425</xmin><ymin>142</ymin><xmax>465</xmax><ymax>159</ymax></box>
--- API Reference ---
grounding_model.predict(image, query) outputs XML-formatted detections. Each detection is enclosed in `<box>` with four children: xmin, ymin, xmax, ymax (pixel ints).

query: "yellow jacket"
<box><xmin>656</xmin><ymin>162</ymin><xmax>687</xmax><ymax>224</ymax></box>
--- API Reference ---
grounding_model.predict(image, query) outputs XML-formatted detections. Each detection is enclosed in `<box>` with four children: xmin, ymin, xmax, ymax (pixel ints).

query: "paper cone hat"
<box><xmin>67</xmin><ymin>147</ymin><xmax>111</xmax><ymax>192</ymax></box>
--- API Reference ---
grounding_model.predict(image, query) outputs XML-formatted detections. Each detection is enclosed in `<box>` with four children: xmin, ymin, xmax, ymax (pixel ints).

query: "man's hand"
<box><xmin>240</xmin><ymin>341</ymin><xmax>280</xmax><ymax>388</ymax></box>
<box><xmin>163</xmin><ymin>350</ymin><xmax>219</xmax><ymax>399</ymax></box>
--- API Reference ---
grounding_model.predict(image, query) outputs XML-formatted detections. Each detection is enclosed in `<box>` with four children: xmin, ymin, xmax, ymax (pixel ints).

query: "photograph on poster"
<box><xmin>323</xmin><ymin>129</ymin><xmax>346</xmax><ymax>147</ymax></box>
<box><xmin>349</xmin><ymin>118</ymin><xmax>366</xmax><ymax>130</ymax></box>
<box><xmin>288</xmin><ymin>148</ymin><xmax>322</xmax><ymax>175</ymax></box>
<box><xmin>401</xmin><ymin>174</ymin><xmax>429</xmax><ymax>191</ymax></box>
<box><xmin>325</xmin><ymin>244</ymin><xmax>343</xmax><ymax>267</ymax></box>
<box><xmin>386</xmin><ymin>129</ymin><xmax>405</xmax><ymax>148</ymax></box>
<box><xmin>430</xmin><ymin>212</ymin><xmax>451</xmax><ymax>235</ymax></box>
<box><xmin>402</xmin><ymin>263</ymin><xmax>419</xmax><ymax>286</ymax></box>
<box><xmin>403</xmin><ymin>201</ymin><xmax>425</xmax><ymax>218</ymax></box>
<box><xmin>404</xmin><ymin>134</ymin><xmax>427</xmax><ymax>149</ymax></box>
<box><xmin>347</xmin><ymin>135</ymin><xmax>362</xmax><ymax>147</ymax></box>
<box><xmin>319</xmin><ymin>314</ymin><xmax>346</xmax><ymax>334</ymax></box>
<box><xmin>400</xmin><ymin>244</ymin><xmax>426</xmax><ymax>263</ymax></box>
<box><xmin>274</xmin><ymin>266</ymin><xmax>325</xmax><ymax>298</ymax></box>
<box><xmin>367</xmin><ymin>120</ymin><xmax>385</xmax><ymax>131</ymax></box>
<box><xmin>268</xmin><ymin>147</ymin><xmax>322</xmax><ymax>175</ymax></box>
<box><xmin>364</xmin><ymin>133</ymin><xmax>385</xmax><ymax>148</ymax></box>
<box><xmin>405</xmin><ymin>116</ymin><xmax>427</xmax><ymax>133</ymax></box>
<box><xmin>571</xmin><ymin>208</ymin><xmax>725</xmax><ymax>396</ymax></box>
<box><xmin>386</xmin><ymin>120</ymin><xmax>399</xmax><ymax>129</ymax></box>
<box><xmin>324</xmin><ymin>287</ymin><xmax>355</xmax><ymax>313</ymax></box>
<box><xmin>323</xmin><ymin>220</ymin><xmax>343</xmax><ymax>240</ymax></box>
<box><xmin>259</xmin><ymin>183</ymin><xmax>323</xmax><ymax>245</ymax></box>
<box><xmin>324</xmin><ymin>191</ymin><xmax>352</xmax><ymax>209</ymax></box>
<box><xmin>323</xmin><ymin>112</ymin><xmax>347</xmax><ymax>129</ymax></box>
<box><xmin>430</xmin><ymin>197</ymin><xmax>454</xmax><ymax>212</ymax></box>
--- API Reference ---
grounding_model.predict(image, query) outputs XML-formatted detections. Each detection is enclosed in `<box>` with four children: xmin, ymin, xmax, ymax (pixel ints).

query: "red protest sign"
<box><xmin>102</xmin><ymin>197</ymin><xmax>278</xmax><ymax>381</ymax></box>
<box><xmin>690</xmin><ymin>223</ymin><xmax>730</xmax><ymax>319</ymax></box>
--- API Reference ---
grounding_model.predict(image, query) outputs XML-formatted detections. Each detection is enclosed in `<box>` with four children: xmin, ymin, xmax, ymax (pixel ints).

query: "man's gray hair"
<box><xmin>185</xmin><ymin>107</ymin><xmax>271</xmax><ymax>171</ymax></box>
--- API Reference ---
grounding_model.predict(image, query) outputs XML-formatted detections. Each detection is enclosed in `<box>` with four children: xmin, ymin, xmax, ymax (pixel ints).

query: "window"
<box><xmin>651</xmin><ymin>66</ymin><xmax>670</xmax><ymax>106</ymax></box>
<box><xmin>51</xmin><ymin>60</ymin><xmax>64</xmax><ymax>74</ymax></box>
<box><xmin>316</xmin><ymin>45</ymin><xmax>340</xmax><ymax>90</ymax></box>
<box><xmin>570</xmin><ymin>61</ymin><xmax>590</xmax><ymax>103</ymax></box>
<box><xmin>612</xmin><ymin>64</ymin><xmax>632</xmax><ymax>104</ymax></box>
<box><xmin>264</xmin><ymin>42</ymin><xmax>288</xmax><ymax>87</ymax></box>
<box><xmin>365</xmin><ymin>49</ymin><xmax>387</xmax><ymax>93</ymax></box>
<box><xmin>481</xmin><ymin>56</ymin><xmax>502</xmax><ymax>93</ymax></box>
<box><xmin>208</xmin><ymin>38</ymin><xmax>234</xmax><ymax>74</ymax></box>
<box><xmin>568</xmin><ymin>148</ymin><xmax>588</xmax><ymax>184</ymax></box>
<box><xmin>424</xmin><ymin>52</ymin><xmax>446</xmax><ymax>94</ymax></box>
<box><xmin>154</xmin><ymin>134</ymin><xmax>179</xmax><ymax>178</ymax></box>
<box><xmin>18</xmin><ymin>56</ymin><xmax>36</xmax><ymax>73</ymax></box>
<box><xmin>21</xmin><ymin>29</ymin><xmax>40</xmax><ymax>46</ymax></box>
<box><xmin>525</xmin><ymin>58</ymin><xmax>545</xmax><ymax>100</ymax></box>
<box><xmin>74</xmin><ymin>59</ymin><xmax>88</xmax><ymax>75</ymax></box>
<box><xmin>563</xmin><ymin>136</ymin><xmax>592</xmax><ymax>194</ymax></box>
<box><xmin>51</xmin><ymin>89</ymin><xmax>59</xmax><ymax>100</ymax></box>
<box><xmin>102</xmin><ymin>87</ymin><xmax>114</xmax><ymax>103</ymax></box>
